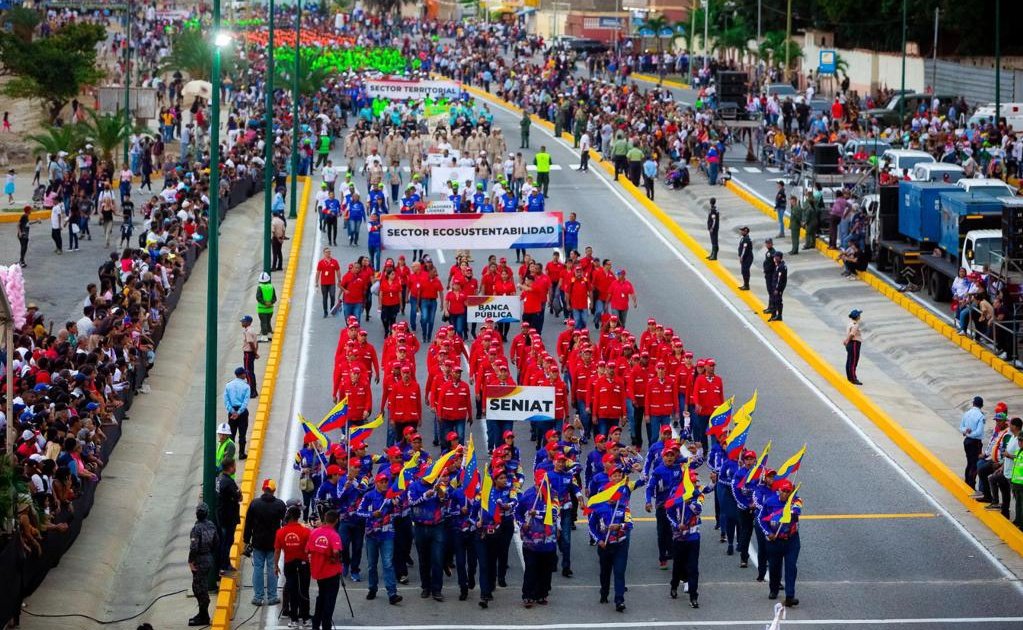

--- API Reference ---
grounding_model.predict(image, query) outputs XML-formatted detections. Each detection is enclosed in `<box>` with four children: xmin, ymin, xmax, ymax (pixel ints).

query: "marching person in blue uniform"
<box><xmin>645</xmin><ymin>440</ymin><xmax>683</xmax><ymax>569</ymax></box>
<box><xmin>445</xmin><ymin>481</ymin><xmax>479</xmax><ymax>601</ymax></box>
<box><xmin>666</xmin><ymin>466</ymin><xmax>708</xmax><ymax>608</ymax></box>
<box><xmin>563</xmin><ymin>211</ymin><xmax>581</xmax><ymax>254</ymax></box>
<box><xmin>547</xmin><ymin>452</ymin><xmax>582</xmax><ymax>578</ymax></box>
<box><xmin>731</xmin><ymin>449</ymin><xmax>759</xmax><ymax>568</ymax></box>
<box><xmin>408</xmin><ymin>465</ymin><xmax>450</xmax><ymax>600</ymax></box>
<box><xmin>751</xmin><ymin>467</ymin><xmax>776</xmax><ymax>582</ymax></box>
<box><xmin>294</xmin><ymin>433</ymin><xmax>325</xmax><ymax>521</ymax></box>
<box><xmin>588</xmin><ymin>467</ymin><xmax>635</xmax><ymax>612</ymax></box>
<box><xmin>759</xmin><ymin>478</ymin><xmax>802</xmax><ymax>607</ymax></box>
<box><xmin>355</xmin><ymin>472</ymin><xmax>403</xmax><ymax>604</ymax></box>
<box><xmin>478</xmin><ymin>468</ymin><xmax>515</xmax><ymax>608</ymax></box>
<box><xmin>715</xmin><ymin>443</ymin><xmax>740</xmax><ymax>556</ymax></box>
<box><xmin>337</xmin><ymin>457</ymin><xmax>370</xmax><ymax>582</ymax></box>
<box><xmin>526</xmin><ymin>188</ymin><xmax>545</xmax><ymax>212</ymax></box>
<box><xmin>516</xmin><ymin>475</ymin><xmax>560</xmax><ymax>608</ymax></box>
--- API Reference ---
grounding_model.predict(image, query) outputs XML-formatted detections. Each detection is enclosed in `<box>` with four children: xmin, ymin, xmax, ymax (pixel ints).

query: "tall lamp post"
<box><xmin>203</xmin><ymin>5</ymin><xmax>231</xmax><ymax>557</ymax></box>
<box><xmin>263</xmin><ymin>0</ymin><xmax>275</xmax><ymax>274</ymax></box>
<box><xmin>123</xmin><ymin>0</ymin><xmax>133</xmax><ymax>165</ymax></box>
<box><xmin>994</xmin><ymin>0</ymin><xmax>1000</xmax><ymax>131</ymax></box>
<box><xmin>899</xmin><ymin>0</ymin><xmax>906</xmax><ymax>127</ymax></box>
<box><xmin>289</xmin><ymin>1</ymin><xmax>302</xmax><ymax>220</ymax></box>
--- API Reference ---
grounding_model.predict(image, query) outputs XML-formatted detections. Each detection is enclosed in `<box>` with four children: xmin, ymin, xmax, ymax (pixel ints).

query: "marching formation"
<box><xmin>264</xmin><ymin>301</ymin><xmax>808</xmax><ymax>626</ymax></box>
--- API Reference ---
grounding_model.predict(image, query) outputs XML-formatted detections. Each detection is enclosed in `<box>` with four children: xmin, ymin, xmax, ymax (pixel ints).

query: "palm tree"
<box><xmin>79</xmin><ymin>109</ymin><xmax>133</xmax><ymax>163</ymax></box>
<box><xmin>26</xmin><ymin>123</ymin><xmax>85</xmax><ymax>158</ymax></box>
<box><xmin>274</xmin><ymin>50</ymin><xmax>333</xmax><ymax>96</ymax></box>
<box><xmin>757</xmin><ymin>30</ymin><xmax>801</xmax><ymax>74</ymax></box>
<box><xmin>160</xmin><ymin>28</ymin><xmax>214</xmax><ymax>80</ymax></box>
<box><xmin>637</xmin><ymin>14</ymin><xmax>687</xmax><ymax>80</ymax></box>
<box><xmin>718</xmin><ymin>15</ymin><xmax>752</xmax><ymax>63</ymax></box>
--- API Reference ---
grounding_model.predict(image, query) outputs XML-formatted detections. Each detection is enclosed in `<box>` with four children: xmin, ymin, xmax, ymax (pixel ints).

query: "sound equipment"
<box><xmin>813</xmin><ymin>143</ymin><xmax>840</xmax><ymax>175</ymax></box>
<box><xmin>715</xmin><ymin>70</ymin><xmax>747</xmax><ymax>102</ymax></box>
<box><xmin>878</xmin><ymin>183</ymin><xmax>900</xmax><ymax>242</ymax></box>
<box><xmin>1002</xmin><ymin>200</ymin><xmax>1023</xmax><ymax>259</ymax></box>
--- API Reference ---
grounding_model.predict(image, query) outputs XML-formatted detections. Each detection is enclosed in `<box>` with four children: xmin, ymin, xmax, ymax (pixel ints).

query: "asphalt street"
<box><xmin>256</xmin><ymin>96</ymin><xmax>1023</xmax><ymax>629</ymax></box>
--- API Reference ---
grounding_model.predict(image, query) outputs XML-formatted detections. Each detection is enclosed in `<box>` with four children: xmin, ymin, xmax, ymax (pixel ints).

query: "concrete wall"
<box><xmin>802</xmin><ymin>31</ymin><xmax>927</xmax><ymax>94</ymax></box>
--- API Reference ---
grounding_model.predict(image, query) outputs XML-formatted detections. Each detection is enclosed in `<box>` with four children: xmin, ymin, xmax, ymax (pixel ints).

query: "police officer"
<box><xmin>761</xmin><ymin>239</ymin><xmax>777</xmax><ymax>313</ymax></box>
<box><xmin>788</xmin><ymin>195</ymin><xmax>802</xmax><ymax>255</ymax></box>
<box><xmin>706</xmin><ymin>199</ymin><xmax>719</xmax><ymax>261</ymax></box>
<box><xmin>256</xmin><ymin>272</ymin><xmax>277</xmax><ymax>342</ymax></box>
<box><xmin>738</xmin><ymin>226</ymin><xmax>754</xmax><ymax>290</ymax></box>
<box><xmin>520</xmin><ymin>111</ymin><xmax>531</xmax><ymax>149</ymax></box>
<box><xmin>188</xmin><ymin>502</ymin><xmax>219</xmax><ymax>626</ymax></box>
<box><xmin>768</xmin><ymin>251</ymin><xmax>788</xmax><ymax>322</ymax></box>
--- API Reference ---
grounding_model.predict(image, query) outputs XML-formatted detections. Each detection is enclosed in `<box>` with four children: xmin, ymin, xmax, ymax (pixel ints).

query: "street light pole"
<box><xmin>899</xmin><ymin>0</ymin><xmax>906</xmax><ymax>126</ymax></box>
<box><xmin>702</xmin><ymin>0</ymin><xmax>709</xmax><ymax>71</ymax></box>
<box><xmin>994</xmin><ymin>0</ymin><xmax>1000</xmax><ymax>130</ymax></box>
<box><xmin>263</xmin><ymin>0</ymin><xmax>275</xmax><ymax>274</ymax></box>
<box><xmin>289</xmin><ymin>0</ymin><xmax>301</xmax><ymax>220</ymax></box>
<box><xmin>203</xmin><ymin>0</ymin><xmax>228</xmax><ymax>552</ymax></box>
<box><xmin>783</xmin><ymin>0</ymin><xmax>792</xmax><ymax>83</ymax></box>
<box><xmin>123</xmin><ymin>0</ymin><xmax>132</xmax><ymax>165</ymax></box>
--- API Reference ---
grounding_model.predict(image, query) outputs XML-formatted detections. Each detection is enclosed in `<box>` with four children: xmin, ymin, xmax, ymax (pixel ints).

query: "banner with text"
<box><xmin>429</xmin><ymin>165</ymin><xmax>476</xmax><ymax>194</ymax></box>
<box><xmin>426</xmin><ymin>150</ymin><xmax>460</xmax><ymax>167</ymax></box>
<box><xmin>485</xmin><ymin>386</ymin><xmax>556</xmax><ymax>422</ymax></box>
<box><xmin>365</xmin><ymin>79</ymin><xmax>462</xmax><ymax>101</ymax></box>
<box><xmin>467</xmin><ymin>296</ymin><xmax>522</xmax><ymax>323</ymax></box>
<box><xmin>380</xmin><ymin>212</ymin><xmax>563</xmax><ymax>250</ymax></box>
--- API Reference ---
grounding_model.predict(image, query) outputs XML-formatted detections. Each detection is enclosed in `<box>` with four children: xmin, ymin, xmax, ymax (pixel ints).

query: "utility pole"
<box><xmin>994</xmin><ymin>0</ymin><xmax>1001</xmax><ymax>129</ymax></box>
<box><xmin>263</xmin><ymin>0</ymin><xmax>275</xmax><ymax>274</ymax></box>
<box><xmin>203</xmin><ymin>0</ymin><xmax>227</xmax><ymax>588</ymax></box>
<box><xmin>123</xmin><ymin>0</ymin><xmax>132</xmax><ymax>165</ymax></box>
<box><xmin>289</xmin><ymin>0</ymin><xmax>302</xmax><ymax>220</ymax></box>
<box><xmin>899</xmin><ymin>0</ymin><xmax>906</xmax><ymax>126</ymax></box>
<box><xmin>702</xmin><ymin>0</ymin><xmax>709</xmax><ymax>70</ymax></box>
<box><xmin>931</xmin><ymin>7</ymin><xmax>939</xmax><ymax>91</ymax></box>
<box><xmin>0</xmin><ymin>284</ymin><xmax>13</xmax><ymax>456</ymax></box>
<box><xmin>783</xmin><ymin>0</ymin><xmax>793</xmax><ymax>83</ymax></box>
<box><xmin>756</xmin><ymin>0</ymin><xmax>761</xmax><ymax>43</ymax></box>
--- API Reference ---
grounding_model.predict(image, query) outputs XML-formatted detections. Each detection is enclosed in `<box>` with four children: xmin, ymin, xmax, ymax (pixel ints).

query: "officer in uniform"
<box><xmin>256</xmin><ymin>272</ymin><xmax>277</xmax><ymax>342</ymax></box>
<box><xmin>706</xmin><ymin>199</ymin><xmax>719</xmax><ymax>261</ymax></box>
<box><xmin>520</xmin><ymin>111</ymin><xmax>531</xmax><ymax>149</ymax></box>
<box><xmin>768</xmin><ymin>251</ymin><xmax>788</xmax><ymax>322</ymax></box>
<box><xmin>188</xmin><ymin>502</ymin><xmax>219</xmax><ymax>626</ymax></box>
<box><xmin>761</xmin><ymin>239</ymin><xmax>777</xmax><ymax>313</ymax></box>
<box><xmin>738</xmin><ymin>226</ymin><xmax>754</xmax><ymax>290</ymax></box>
<box><xmin>534</xmin><ymin>146</ymin><xmax>552</xmax><ymax>198</ymax></box>
<box><xmin>788</xmin><ymin>195</ymin><xmax>802</xmax><ymax>255</ymax></box>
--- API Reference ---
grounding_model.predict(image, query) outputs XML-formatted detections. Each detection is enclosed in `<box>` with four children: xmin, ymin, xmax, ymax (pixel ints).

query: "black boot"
<box><xmin>188</xmin><ymin>607</ymin><xmax>210</xmax><ymax>626</ymax></box>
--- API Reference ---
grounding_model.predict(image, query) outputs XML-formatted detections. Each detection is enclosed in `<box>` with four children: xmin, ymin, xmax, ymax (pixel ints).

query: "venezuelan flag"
<box><xmin>462</xmin><ymin>435</ymin><xmax>481</xmax><ymax>500</ymax></box>
<box><xmin>705</xmin><ymin>396</ymin><xmax>734</xmax><ymax>437</ymax></box>
<box><xmin>397</xmin><ymin>451</ymin><xmax>421</xmax><ymax>491</ymax></box>
<box><xmin>738</xmin><ymin>441</ymin><xmax>771</xmax><ymax>490</ymax></box>
<box><xmin>481</xmin><ymin>468</ymin><xmax>499</xmax><ymax>522</ymax></box>
<box><xmin>300</xmin><ymin>414</ymin><xmax>330</xmax><ymax>450</ymax></box>
<box><xmin>586</xmin><ymin>479</ymin><xmax>627</xmax><ymax>514</ymax></box>
<box><xmin>780</xmin><ymin>483</ymin><xmax>802</xmax><ymax>524</ymax></box>
<box><xmin>775</xmin><ymin>444</ymin><xmax>807</xmax><ymax>480</ymax></box>
<box><xmin>724</xmin><ymin>391</ymin><xmax>757</xmax><ymax>460</ymax></box>
<box><xmin>318</xmin><ymin>398</ymin><xmax>349</xmax><ymax>433</ymax></box>
<box><xmin>347</xmin><ymin>413</ymin><xmax>384</xmax><ymax>444</ymax></box>
<box><xmin>423</xmin><ymin>447</ymin><xmax>460</xmax><ymax>484</ymax></box>
<box><xmin>664</xmin><ymin>461</ymin><xmax>695</xmax><ymax>509</ymax></box>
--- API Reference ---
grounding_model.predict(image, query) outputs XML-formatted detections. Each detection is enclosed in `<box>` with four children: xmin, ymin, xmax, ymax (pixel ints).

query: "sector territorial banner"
<box><xmin>365</xmin><ymin>79</ymin><xmax>462</xmax><ymax>101</ymax></box>
<box><xmin>467</xmin><ymin>296</ymin><xmax>522</xmax><ymax>323</ymax></box>
<box><xmin>429</xmin><ymin>165</ymin><xmax>476</xmax><ymax>194</ymax></box>
<box><xmin>485</xmin><ymin>386</ymin><xmax>557</xmax><ymax>422</ymax></box>
<box><xmin>380</xmin><ymin>212</ymin><xmax>563</xmax><ymax>250</ymax></box>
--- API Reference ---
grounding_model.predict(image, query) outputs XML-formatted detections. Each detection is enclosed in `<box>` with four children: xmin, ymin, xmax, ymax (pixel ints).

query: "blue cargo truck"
<box><xmin>873</xmin><ymin>181</ymin><xmax>1010</xmax><ymax>301</ymax></box>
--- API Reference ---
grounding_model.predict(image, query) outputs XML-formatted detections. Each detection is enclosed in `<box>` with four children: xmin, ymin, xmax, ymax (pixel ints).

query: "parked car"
<box><xmin>880</xmin><ymin>149</ymin><xmax>935</xmax><ymax>178</ymax></box>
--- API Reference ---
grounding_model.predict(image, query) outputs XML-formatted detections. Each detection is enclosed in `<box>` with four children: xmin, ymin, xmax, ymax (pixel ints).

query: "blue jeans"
<box><xmin>409</xmin><ymin>297</ymin><xmax>419</xmax><ymax>332</ymax></box>
<box><xmin>593</xmin><ymin>300</ymin><xmax>607</xmax><ymax>328</ymax></box>
<box><xmin>251</xmin><ymin>548</ymin><xmax>278</xmax><ymax>602</ymax></box>
<box><xmin>693</xmin><ymin>414</ymin><xmax>710</xmax><ymax>450</ymax></box>
<box><xmin>450</xmin><ymin>312</ymin><xmax>467</xmax><ymax>339</ymax></box>
<box><xmin>597</xmin><ymin>538</ymin><xmax>630</xmax><ymax>605</ymax></box>
<box><xmin>572</xmin><ymin>308</ymin><xmax>587</xmax><ymax>329</ymax></box>
<box><xmin>439</xmin><ymin>419</ymin><xmax>466</xmax><ymax>444</ymax></box>
<box><xmin>348</xmin><ymin>218</ymin><xmax>362</xmax><ymax>245</ymax></box>
<box><xmin>648</xmin><ymin>415</ymin><xmax>671</xmax><ymax>449</ymax></box>
<box><xmin>957</xmin><ymin>306</ymin><xmax>972</xmax><ymax>332</ymax></box>
<box><xmin>342</xmin><ymin>301</ymin><xmax>364</xmax><ymax>322</ymax></box>
<box><xmin>575</xmin><ymin>400</ymin><xmax>592</xmax><ymax>439</ymax></box>
<box><xmin>419</xmin><ymin>298</ymin><xmax>438</xmax><ymax>340</ymax></box>
<box><xmin>364</xmin><ymin>535</ymin><xmax>397</xmax><ymax>596</ymax></box>
<box><xmin>486</xmin><ymin>419</ymin><xmax>512</xmax><ymax>451</ymax></box>
<box><xmin>766</xmin><ymin>533</ymin><xmax>800</xmax><ymax>599</ymax></box>
<box><xmin>708</xmin><ymin>162</ymin><xmax>719</xmax><ymax>185</ymax></box>
<box><xmin>596</xmin><ymin>416</ymin><xmax>618</xmax><ymax>438</ymax></box>
<box><xmin>775</xmin><ymin>207</ymin><xmax>786</xmax><ymax>236</ymax></box>
<box><xmin>715</xmin><ymin>482</ymin><xmax>738</xmax><ymax>546</ymax></box>
<box><xmin>413</xmin><ymin>523</ymin><xmax>447</xmax><ymax>595</ymax></box>
<box><xmin>450</xmin><ymin>528</ymin><xmax>478</xmax><ymax>591</ymax></box>
<box><xmin>558</xmin><ymin>509</ymin><xmax>573</xmax><ymax>570</ymax></box>
<box><xmin>368</xmin><ymin>245</ymin><xmax>381</xmax><ymax>270</ymax></box>
<box><xmin>338</xmin><ymin>520</ymin><xmax>364</xmax><ymax>574</ymax></box>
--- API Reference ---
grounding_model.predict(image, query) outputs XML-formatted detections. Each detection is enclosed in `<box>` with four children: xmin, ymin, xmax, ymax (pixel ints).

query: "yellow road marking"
<box><xmin>632</xmin><ymin>513</ymin><xmax>936</xmax><ymax>523</ymax></box>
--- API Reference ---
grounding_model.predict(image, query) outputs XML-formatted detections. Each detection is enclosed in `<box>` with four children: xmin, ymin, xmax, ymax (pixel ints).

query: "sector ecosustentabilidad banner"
<box><xmin>380</xmin><ymin>212</ymin><xmax>563</xmax><ymax>250</ymax></box>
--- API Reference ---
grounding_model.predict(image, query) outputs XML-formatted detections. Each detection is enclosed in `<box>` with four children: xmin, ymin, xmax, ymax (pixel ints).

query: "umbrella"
<box><xmin>182</xmin><ymin>80</ymin><xmax>213</xmax><ymax>100</ymax></box>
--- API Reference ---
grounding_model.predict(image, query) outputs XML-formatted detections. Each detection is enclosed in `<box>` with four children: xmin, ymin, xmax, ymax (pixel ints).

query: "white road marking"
<box><xmin>435</xmin><ymin>248</ymin><xmax>446</xmax><ymax>264</ymax></box>
<box><xmin>742</xmin><ymin>166</ymin><xmax>762</xmax><ymax>173</ymax></box>
<box><xmin>489</xmin><ymin>97</ymin><xmax>1022</xmax><ymax>588</ymax></box>
<box><xmin>270</xmin><ymin>617</ymin><xmax>1023</xmax><ymax>629</ymax></box>
<box><xmin>526</xmin><ymin>164</ymin><xmax>564</xmax><ymax>171</ymax></box>
<box><xmin>765</xmin><ymin>166</ymin><xmax>782</xmax><ymax>173</ymax></box>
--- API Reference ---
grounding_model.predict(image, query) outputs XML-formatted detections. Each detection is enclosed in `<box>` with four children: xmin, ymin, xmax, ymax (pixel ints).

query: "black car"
<box><xmin>553</xmin><ymin>37</ymin><xmax>610</xmax><ymax>56</ymax></box>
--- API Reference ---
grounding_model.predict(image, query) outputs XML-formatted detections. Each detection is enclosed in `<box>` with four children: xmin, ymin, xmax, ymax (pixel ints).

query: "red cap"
<box><xmin>375</xmin><ymin>472</ymin><xmax>389</xmax><ymax>483</ymax></box>
<box><xmin>400</xmin><ymin>365</ymin><xmax>411</xmax><ymax>373</ymax></box>
<box><xmin>594</xmin><ymin>434</ymin><xmax>606</xmax><ymax>444</ymax></box>
<box><xmin>327</xmin><ymin>465</ymin><xmax>342</xmax><ymax>476</ymax></box>
<box><xmin>544</xmin><ymin>429</ymin><xmax>558</xmax><ymax>440</ymax></box>
<box><xmin>503</xmin><ymin>430</ymin><xmax>515</xmax><ymax>439</ymax></box>
<box><xmin>995</xmin><ymin>401</ymin><xmax>1009</xmax><ymax>413</ymax></box>
<box><xmin>446</xmin><ymin>431</ymin><xmax>459</xmax><ymax>442</ymax></box>
<box><xmin>545</xmin><ymin>440</ymin><xmax>559</xmax><ymax>451</ymax></box>
<box><xmin>554</xmin><ymin>452</ymin><xmax>568</xmax><ymax>462</ymax></box>
<box><xmin>684</xmin><ymin>351</ymin><xmax>694</xmax><ymax>358</ymax></box>
<box><xmin>656</xmin><ymin>361</ymin><xmax>666</xmax><ymax>369</ymax></box>
<box><xmin>403</xmin><ymin>426</ymin><xmax>416</xmax><ymax>436</ymax></box>
<box><xmin>647</xmin><ymin>318</ymin><xmax>656</xmax><ymax>325</ymax></box>
<box><xmin>262</xmin><ymin>478</ymin><xmax>277</xmax><ymax>492</ymax></box>
<box><xmin>562</xmin><ymin>423</ymin><xmax>575</xmax><ymax>432</ymax></box>
<box><xmin>696</xmin><ymin>359</ymin><xmax>707</xmax><ymax>367</ymax></box>
<box><xmin>706</xmin><ymin>359</ymin><xmax>716</xmax><ymax>367</ymax></box>
<box><xmin>660</xmin><ymin>424</ymin><xmax>672</xmax><ymax>434</ymax></box>
<box><xmin>411</xmin><ymin>433</ymin><xmax>423</xmax><ymax>441</ymax></box>
<box><xmin>386</xmin><ymin>446</ymin><xmax>402</xmax><ymax>458</ymax></box>
<box><xmin>303</xmin><ymin>432</ymin><xmax>318</xmax><ymax>444</ymax></box>
<box><xmin>347</xmin><ymin>457</ymin><xmax>361</xmax><ymax>469</ymax></box>
<box><xmin>608</xmin><ymin>425</ymin><xmax>622</xmax><ymax>434</ymax></box>
<box><xmin>742</xmin><ymin>449</ymin><xmax>757</xmax><ymax>460</ymax></box>
<box><xmin>640</xmin><ymin>351</ymin><xmax>650</xmax><ymax>358</ymax></box>
<box><xmin>601</xmin><ymin>452</ymin><xmax>617</xmax><ymax>465</ymax></box>
<box><xmin>771</xmin><ymin>479</ymin><xmax>794</xmax><ymax>492</ymax></box>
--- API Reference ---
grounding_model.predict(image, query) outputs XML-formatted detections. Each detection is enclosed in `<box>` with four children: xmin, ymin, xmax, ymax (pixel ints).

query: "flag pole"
<box><xmin>603</xmin><ymin>497</ymin><xmax>621</xmax><ymax>545</ymax></box>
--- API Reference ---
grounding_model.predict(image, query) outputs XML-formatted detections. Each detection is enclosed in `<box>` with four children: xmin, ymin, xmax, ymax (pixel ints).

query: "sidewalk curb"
<box><xmin>0</xmin><ymin>210</ymin><xmax>48</xmax><ymax>223</ymax></box>
<box><xmin>629</xmin><ymin>72</ymin><xmax>691</xmax><ymax>90</ymax></box>
<box><xmin>462</xmin><ymin>83</ymin><xmax>1023</xmax><ymax>559</ymax></box>
<box><xmin>211</xmin><ymin>175</ymin><xmax>312</xmax><ymax>630</ymax></box>
<box><xmin>724</xmin><ymin>178</ymin><xmax>1023</xmax><ymax>388</ymax></box>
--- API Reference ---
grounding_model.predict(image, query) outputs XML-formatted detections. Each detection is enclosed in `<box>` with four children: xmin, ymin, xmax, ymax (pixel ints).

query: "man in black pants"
<box><xmin>843</xmin><ymin>309</ymin><xmax>863</xmax><ymax>385</ymax></box>
<box><xmin>767</xmin><ymin>251</ymin><xmax>787</xmax><ymax>322</ymax></box>
<box><xmin>738</xmin><ymin>226</ymin><xmax>753</xmax><ymax>290</ymax></box>
<box><xmin>706</xmin><ymin>198</ymin><xmax>719</xmax><ymax>260</ymax></box>
<box><xmin>761</xmin><ymin>239</ymin><xmax>777</xmax><ymax>312</ymax></box>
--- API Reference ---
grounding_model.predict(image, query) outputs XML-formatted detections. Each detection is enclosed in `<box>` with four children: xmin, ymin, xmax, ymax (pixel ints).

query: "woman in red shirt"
<box><xmin>417</xmin><ymin>265</ymin><xmax>444</xmax><ymax>342</ymax></box>
<box><xmin>444</xmin><ymin>280</ymin><xmax>469</xmax><ymax>339</ymax></box>
<box><xmin>378</xmin><ymin>265</ymin><xmax>402</xmax><ymax>336</ymax></box>
<box><xmin>493</xmin><ymin>267</ymin><xmax>516</xmax><ymax>342</ymax></box>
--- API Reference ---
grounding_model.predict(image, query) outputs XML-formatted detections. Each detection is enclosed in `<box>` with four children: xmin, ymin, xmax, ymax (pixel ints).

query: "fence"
<box><xmin>925</xmin><ymin>60</ymin><xmax>1022</xmax><ymax>106</ymax></box>
<box><xmin>0</xmin><ymin>170</ymin><xmax>265</xmax><ymax>628</ymax></box>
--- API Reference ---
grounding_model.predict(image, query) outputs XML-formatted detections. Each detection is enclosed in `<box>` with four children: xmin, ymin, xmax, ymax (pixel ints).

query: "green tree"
<box><xmin>0</xmin><ymin>22</ymin><xmax>106</xmax><ymax>123</ymax></box>
<box><xmin>757</xmin><ymin>29</ymin><xmax>802</xmax><ymax>73</ymax></box>
<box><xmin>80</xmin><ymin>109</ymin><xmax>136</xmax><ymax>164</ymax></box>
<box><xmin>25</xmin><ymin>123</ymin><xmax>86</xmax><ymax>158</ymax></box>
<box><xmin>274</xmin><ymin>49</ymin><xmax>333</xmax><ymax>95</ymax></box>
<box><xmin>2</xmin><ymin>6</ymin><xmax>41</xmax><ymax>43</ymax></box>
<box><xmin>160</xmin><ymin>28</ymin><xmax>244</xmax><ymax>81</ymax></box>
<box><xmin>718</xmin><ymin>14</ymin><xmax>752</xmax><ymax>61</ymax></box>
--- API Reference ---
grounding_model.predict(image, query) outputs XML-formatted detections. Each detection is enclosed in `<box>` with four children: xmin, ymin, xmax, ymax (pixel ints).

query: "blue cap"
<box><xmin>34</xmin><ymin>383</ymin><xmax>50</xmax><ymax>392</ymax></box>
<box><xmin>234</xmin><ymin>367</ymin><xmax>247</xmax><ymax>376</ymax></box>
<box><xmin>240</xmin><ymin>315</ymin><xmax>253</xmax><ymax>323</ymax></box>
<box><xmin>85</xmin><ymin>402</ymin><xmax>100</xmax><ymax>411</ymax></box>
<box><xmin>849</xmin><ymin>309</ymin><xmax>862</xmax><ymax>319</ymax></box>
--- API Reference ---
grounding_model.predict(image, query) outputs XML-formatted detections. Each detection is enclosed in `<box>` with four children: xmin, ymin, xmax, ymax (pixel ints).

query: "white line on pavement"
<box><xmin>269</xmin><ymin>616</ymin><xmax>1023</xmax><ymax>629</ymax></box>
<box><xmin>765</xmin><ymin>166</ymin><xmax>782</xmax><ymax>173</ymax></box>
<box><xmin>489</xmin><ymin>98</ymin><xmax>1020</xmax><ymax>588</ymax></box>
<box><xmin>742</xmin><ymin>166</ymin><xmax>762</xmax><ymax>173</ymax></box>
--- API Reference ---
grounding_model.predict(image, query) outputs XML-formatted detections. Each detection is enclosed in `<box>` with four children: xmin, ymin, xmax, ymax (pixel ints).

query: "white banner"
<box><xmin>467</xmin><ymin>296</ymin><xmax>522</xmax><ymax>323</ymax></box>
<box><xmin>426</xmin><ymin>150</ymin><xmax>460</xmax><ymax>167</ymax></box>
<box><xmin>380</xmin><ymin>212</ymin><xmax>563</xmax><ymax>250</ymax></box>
<box><xmin>486</xmin><ymin>386</ymin><xmax>557</xmax><ymax>422</ymax></box>
<box><xmin>430</xmin><ymin>166</ymin><xmax>476</xmax><ymax>194</ymax></box>
<box><xmin>365</xmin><ymin>79</ymin><xmax>462</xmax><ymax>101</ymax></box>
<box><xmin>425</xmin><ymin>200</ymin><xmax>455</xmax><ymax>214</ymax></box>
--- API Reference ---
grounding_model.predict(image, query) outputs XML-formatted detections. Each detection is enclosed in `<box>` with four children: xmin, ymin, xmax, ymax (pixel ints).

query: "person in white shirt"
<box><xmin>51</xmin><ymin>201</ymin><xmax>65</xmax><ymax>253</ymax></box>
<box><xmin>322</xmin><ymin>161</ymin><xmax>338</xmax><ymax>193</ymax></box>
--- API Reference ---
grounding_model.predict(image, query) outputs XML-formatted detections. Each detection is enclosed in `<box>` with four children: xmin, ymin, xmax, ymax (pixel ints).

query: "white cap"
<box><xmin>217</xmin><ymin>422</ymin><xmax>232</xmax><ymax>435</ymax></box>
<box><xmin>259</xmin><ymin>272</ymin><xmax>271</xmax><ymax>283</ymax></box>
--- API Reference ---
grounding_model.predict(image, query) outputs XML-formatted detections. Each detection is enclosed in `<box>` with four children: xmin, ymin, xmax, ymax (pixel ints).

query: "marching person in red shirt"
<box><xmin>386</xmin><ymin>366</ymin><xmax>422</xmax><ymax>446</ymax></box>
<box><xmin>378</xmin><ymin>263</ymin><xmax>402</xmax><ymax>337</ymax></box>
<box><xmin>444</xmin><ymin>280</ymin><xmax>469</xmax><ymax>339</ymax></box>
<box><xmin>589</xmin><ymin>361</ymin><xmax>625</xmax><ymax>438</ymax></box>
<box><xmin>691</xmin><ymin>359</ymin><xmax>724</xmax><ymax>449</ymax></box>
<box><xmin>274</xmin><ymin>503</ymin><xmax>311</xmax><ymax>628</ymax></box>
<box><xmin>437</xmin><ymin>365</ymin><xmax>472</xmax><ymax>443</ymax></box>
<box><xmin>345</xmin><ymin>367</ymin><xmax>373</xmax><ymax>423</ymax></box>
<box><xmin>608</xmin><ymin>268</ymin><xmax>637</xmax><ymax>326</ymax></box>
<box><xmin>546</xmin><ymin>250</ymin><xmax>567</xmax><ymax>317</ymax></box>
<box><xmin>626</xmin><ymin>351</ymin><xmax>652</xmax><ymax>448</ymax></box>
<box><xmin>569</xmin><ymin>344</ymin><xmax>596</xmax><ymax>441</ymax></box>
<box><xmin>340</xmin><ymin>260</ymin><xmax>369</xmax><ymax>323</ymax></box>
<box><xmin>644</xmin><ymin>361</ymin><xmax>679</xmax><ymax>445</ymax></box>
<box><xmin>518</xmin><ymin>274</ymin><xmax>546</xmax><ymax>334</ymax></box>
<box><xmin>564</xmin><ymin>265</ymin><xmax>591</xmax><ymax>330</ymax></box>
<box><xmin>316</xmin><ymin>247</ymin><xmax>341</xmax><ymax>318</ymax></box>
<box><xmin>483</xmin><ymin>361</ymin><xmax>516</xmax><ymax>451</ymax></box>
<box><xmin>591</xmin><ymin>258</ymin><xmax>614</xmax><ymax>329</ymax></box>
